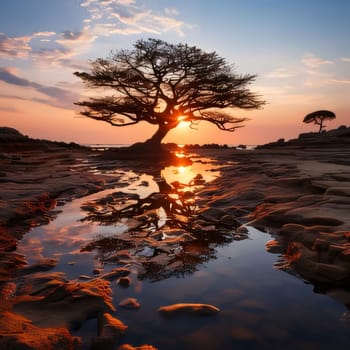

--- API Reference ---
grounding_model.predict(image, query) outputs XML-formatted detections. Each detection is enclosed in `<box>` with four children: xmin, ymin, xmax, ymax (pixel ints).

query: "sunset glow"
<box><xmin>177</xmin><ymin>116</ymin><xmax>191</xmax><ymax>129</ymax></box>
<box><xmin>0</xmin><ymin>0</ymin><xmax>349</xmax><ymax>145</ymax></box>
<box><xmin>177</xmin><ymin>116</ymin><xmax>187</xmax><ymax>122</ymax></box>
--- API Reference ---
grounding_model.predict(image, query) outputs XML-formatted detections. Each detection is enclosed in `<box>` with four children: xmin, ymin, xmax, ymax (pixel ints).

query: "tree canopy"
<box><xmin>303</xmin><ymin>110</ymin><xmax>336</xmax><ymax>133</ymax></box>
<box><xmin>74</xmin><ymin>38</ymin><xmax>265</xmax><ymax>147</ymax></box>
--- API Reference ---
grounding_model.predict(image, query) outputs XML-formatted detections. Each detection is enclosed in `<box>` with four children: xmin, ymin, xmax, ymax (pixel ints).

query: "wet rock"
<box><xmin>92</xmin><ymin>313</ymin><xmax>128</xmax><ymax>349</ymax></box>
<box><xmin>313</xmin><ymin>238</ymin><xmax>329</xmax><ymax>251</ymax></box>
<box><xmin>233</xmin><ymin>234</ymin><xmax>247</xmax><ymax>241</ymax></box>
<box><xmin>219</xmin><ymin>214</ymin><xmax>241</xmax><ymax>228</ymax></box>
<box><xmin>99</xmin><ymin>267</ymin><xmax>131</xmax><ymax>281</ymax></box>
<box><xmin>20</xmin><ymin>258</ymin><xmax>58</xmax><ymax>275</ymax></box>
<box><xmin>14</xmin><ymin>277</ymin><xmax>115</xmax><ymax>328</ymax></box>
<box><xmin>147</xmin><ymin>252</ymin><xmax>170</xmax><ymax>266</ymax></box>
<box><xmin>79</xmin><ymin>274</ymin><xmax>92</xmax><ymax>280</ymax></box>
<box><xmin>280</xmin><ymin>224</ymin><xmax>319</xmax><ymax>248</ymax></box>
<box><xmin>158</xmin><ymin>303</ymin><xmax>220</xmax><ymax>316</ymax></box>
<box><xmin>328</xmin><ymin>244</ymin><xmax>347</xmax><ymax>255</ymax></box>
<box><xmin>303</xmin><ymin>216</ymin><xmax>344</xmax><ymax>227</ymax></box>
<box><xmin>149</xmin><ymin>231</ymin><xmax>163</xmax><ymax>240</ymax></box>
<box><xmin>0</xmin><ymin>311</ymin><xmax>81</xmax><ymax>350</ymax></box>
<box><xmin>236</xmin><ymin>225</ymin><xmax>249</xmax><ymax>234</ymax></box>
<box><xmin>118</xmin><ymin>297</ymin><xmax>141</xmax><ymax>309</ymax></box>
<box><xmin>265</xmin><ymin>239</ymin><xmax>283</xmax><ymax>254</ymax></box>
<box><xmin>165</xmin><ymin>260</ymin><xmax>184</xmax><ymax>271</ymax></box>
<box><xmin>199</xmin><ymin>207</ymin><xmax>227</xmax><ymax>221</ymax></box>
<box><xmin>162</xmin><ymin>228</ymin><xmax>187</xmax><ymax>237</ymax></box>
<box><xmin>118</xmin><ymin>276</ymin><xmax>131</xmax><ymax>287</ymax></box>
<box><xmin>325</xmin><ymin>187</ymin><xmax>350</xmax><ymax>196</ymax></box>
<box><xmin>299</xmin><ymin>260</ymin><xmax>350</xmax><ymax>283</ymax></box>
<box><xmin>104</xmin><ymin>250</ymin><xmax>132</xmax><ymax>262</ymax></box>
<box><xmin>0</xmin><ymin>282</ymin><xmax>16</xmax><ymax>311</ymax></box>
<box><xmin>16</xmin><ymin>271</ymin><xmax>66</xmax><ymax>296</ymax></box>
<box><xmin>98</xmin><ymin>312</ymin><xmax>128</xmax><ymax>338</ymax></box>
<box><xmin>118</xmin><ymin>344</ymin><xmax>158</xmax><ymax>350</ymax></box>
<box><xmin>342</xmin><ymin>247</ymin><xmax>350</xmax><ymax>256</ymax></box>
<box><xmin>0</xmin><ymin>251</ymin><xmax>27</xmax><ymax>279</ymax></box>
<box><xmin>288</xmin><ymin>243</ymin><xmax>350</xmax><ymax>283</ymax></box>
<box><xmin>194</xmin><ymin>223</ymin><xmax>216</xmax><ymax>232</ymax></box>
<box><xmin>0</xmin><ymin>233</ymin><xmax>18</xmax><ymax>252</ymax></box>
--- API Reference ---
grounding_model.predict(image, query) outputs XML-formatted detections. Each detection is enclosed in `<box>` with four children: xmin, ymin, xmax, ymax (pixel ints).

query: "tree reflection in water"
<box><xmin>80</xmin><ymin>155</ymin><xmax>247</xmax><ymax>281</ymax></box>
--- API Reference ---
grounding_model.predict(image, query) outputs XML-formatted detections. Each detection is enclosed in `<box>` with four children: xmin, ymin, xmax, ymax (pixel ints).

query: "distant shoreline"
<box><xmin>85</xmin><ymin>143</ymin><xmax>258</xmax><ymax>150</ymax></box>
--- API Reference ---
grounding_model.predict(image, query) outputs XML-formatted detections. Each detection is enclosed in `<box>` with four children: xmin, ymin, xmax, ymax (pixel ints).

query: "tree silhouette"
<box><xmin>74</xmin><ymin>38</ymin><xmax>265</xmax><ymax>149</ymax></box>
<box><xmin>303</xmin><ymin>110</ymin><xmax>336</xmax><ymax>133</ymax></box>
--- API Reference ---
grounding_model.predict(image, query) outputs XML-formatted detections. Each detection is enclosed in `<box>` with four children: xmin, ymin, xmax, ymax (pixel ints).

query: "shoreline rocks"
<box><xmin>195</xmin><ymin>139</ymin><xmax>350</xmax><ymax>297</ymax></box>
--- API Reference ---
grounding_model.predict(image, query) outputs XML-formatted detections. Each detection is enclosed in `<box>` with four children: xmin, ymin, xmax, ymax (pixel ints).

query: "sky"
<box><xmin>0</xmin><ymin>0</ymin><xmax>349</xmax><ymax>145</ymax></box>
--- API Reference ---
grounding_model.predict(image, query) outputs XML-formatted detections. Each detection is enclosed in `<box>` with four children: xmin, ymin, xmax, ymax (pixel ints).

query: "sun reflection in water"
<box><xmin>161</xmin><ymin>158</ymin><xmax>220</xmax><ymax>192</ymax></box>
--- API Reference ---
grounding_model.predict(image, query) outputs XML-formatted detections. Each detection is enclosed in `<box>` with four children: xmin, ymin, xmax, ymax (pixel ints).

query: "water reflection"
<box><xmin>80</xmin><ymin>156</ymin><xmax>246</xmax><ymax>281</ymax></box>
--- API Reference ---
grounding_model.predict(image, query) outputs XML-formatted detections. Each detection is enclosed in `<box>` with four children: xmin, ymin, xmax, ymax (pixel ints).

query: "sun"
<box><xmin>177</xmin><ymin>115</ymin><xmax>190</xmax><ymax>128</ymax></box>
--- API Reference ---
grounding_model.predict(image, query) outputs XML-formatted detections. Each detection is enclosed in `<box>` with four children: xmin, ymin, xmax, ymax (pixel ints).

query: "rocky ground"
<box><xmin>1</xmin><ymin>125</ymin><xmax>350</xmax><ymax>349</ymax></box>
<box><xmin>196</xmin><ymin>126</ymin><xmax>350</xmax><ymax>308</ymax></box>
<box><xmin>0</xmin><ymin>128</ymin><xmax>134</xmax><ymax>349</ymax></box>
<box><xmin>0</xmin><ymin>128</ymin><xmax>120</xmax><ymax>250</ymax></box>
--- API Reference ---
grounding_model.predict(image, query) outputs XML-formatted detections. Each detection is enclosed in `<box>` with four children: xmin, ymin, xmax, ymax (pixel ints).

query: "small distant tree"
<box><xmin>303</xmin><ymin>110</ymin><xmax>336</xmax><ymax>133</ymax></box>
<box><xmin>74</xmin><ymin>38</ymin><xmax>265</xmax><ymax>150</ymax></box>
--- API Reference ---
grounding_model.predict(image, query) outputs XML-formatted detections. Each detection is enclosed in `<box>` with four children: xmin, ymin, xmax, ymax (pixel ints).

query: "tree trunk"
<box><xmin>128</xmin><ymin>122</ymin><xmax>179</xmax><ymax>159</ymax></box>
<box><xmin>144</xmin><ymin>123</ymin><xmax>176</xmax><ymax>147</ymax></box>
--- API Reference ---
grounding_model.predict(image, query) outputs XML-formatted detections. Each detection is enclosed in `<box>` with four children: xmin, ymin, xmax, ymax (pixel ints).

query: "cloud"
<box><xmin>0</xmin><ymin>93</ymin><xmax>27</xmax><ymax>101</ymax></box>
<box><xmin>0</xmin><ymin>33</ymin><xmax>32</xmax><ymax>58</ymax></box>
<box><xmin>0</xmin><ymin>28</ymin><xmax>94</xmax><ymax>70</ymax></box>
<box><xmin>0</xmin><ymin>67</ymin><xmax>78</xmax><ymax>109</ymax></box>
<box><xmin>81</xmin><ymin>0</ymin><xmax>188</xmax><ymax>37</ymax></box>
<box><xmin>1</xmin><ymin>0</ymin><xmax>190</xmax><ymax>71</ymax></box>
<box><xmin>300</xmin><ymin>54</ymin><xmax>338</xmax><ymax>88</ymax></box>
<box><xmin>265</xmin><ymin>68</ymin><xmax>296</xmax><ymax>79</ymax></box>
<box><xmin>0</xmin><ymin>67</ymin><xmax>33</xmax><ymax>86</ymax></box>
<box><xmin>301</xmin><ymin>54</ymin><xmax>333</xmax><ymax>69</ymax></box>
<box><xmin>33</xmin><ymin>31</ymin><xmax>56</xmax><ymax>37</ymax></box>
<box><xmin>331</xmin><ymin>79</ymin><xmax>350</xmax><ymax>85</ymax></box>
<box><xmin>0</xmin><ymin>104</ymin><xmax>18</xmax><ymax>112</ymax></box>
<box><xmin>0</xmin><ymin>92</ymin><xmax>56</xmax><ymax>107</ymax></box>
<box><xmin>56</xmin><ymin>29</ymin><xmax>96</xmax><ymax>49</ymax></box>
<box><xmin>16</xmin><ymin>28</ymin><xmax>95</xmax><ymax>69</ymax></box>
<box><xmin>165</xmin><ymin>8</ymin><xmax>180</xmax><ymax>16</ymax></box>
<box><xmin>341</xmin><ymin>57</ymin><xmax>350</xmax><ymax>63</ymax></box>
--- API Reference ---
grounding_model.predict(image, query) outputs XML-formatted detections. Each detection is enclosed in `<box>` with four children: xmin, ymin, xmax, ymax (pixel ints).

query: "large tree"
<box><xmin>74</xmin><ymin>38</ymin><xmax>265</xmax><ymax>148</ymax></box>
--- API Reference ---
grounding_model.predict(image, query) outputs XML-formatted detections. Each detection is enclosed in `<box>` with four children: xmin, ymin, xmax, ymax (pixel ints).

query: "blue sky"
<box><xmin>0</xmin><ymin>0</ymin><xmax>349</xmax><ymax>144</ymax></box>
